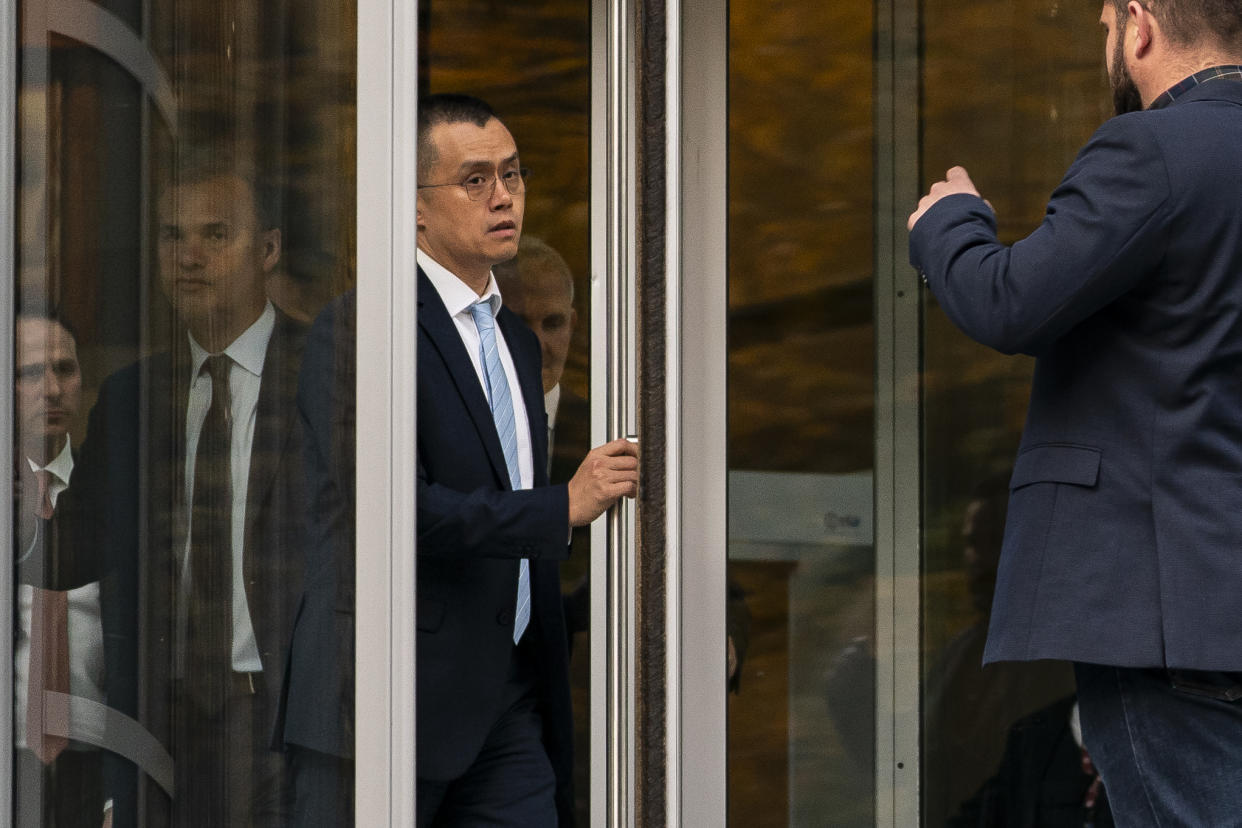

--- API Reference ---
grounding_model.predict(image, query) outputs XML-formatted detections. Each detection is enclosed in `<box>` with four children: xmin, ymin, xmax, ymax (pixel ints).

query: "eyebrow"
<box><xmin>456</xmin><ymin>152</ymin><xmax>520</xmax><ymax>173</ymax></box>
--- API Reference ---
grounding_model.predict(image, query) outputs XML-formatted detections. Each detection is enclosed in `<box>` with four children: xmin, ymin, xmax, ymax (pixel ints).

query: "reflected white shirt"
<box><xmin>14</xmin><ymin>442</ymin><xmax>106</xmax><ymax>749</ymax></box>
<box><xmin>419</xmin><ymin>249</ymin><xmax>534</xmax><ymax>489</ymax></box>
<box><xmin>182</xmin><ymin>301</ymin><xmax>275</xmax><ymax>673</ymax></box>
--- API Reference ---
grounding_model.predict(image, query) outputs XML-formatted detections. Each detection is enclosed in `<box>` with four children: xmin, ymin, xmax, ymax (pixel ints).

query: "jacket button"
<box><xmin>496</xmin><ymin>609</ymin><xmax>513</xmax><ymax>625</ymax></box>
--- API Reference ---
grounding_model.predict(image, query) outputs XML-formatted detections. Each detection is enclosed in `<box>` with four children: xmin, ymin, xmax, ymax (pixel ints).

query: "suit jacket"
<box><xmin>910</xmin><ymin>79</ymin><xmax>1242</xmax><ymax>670</ymax></box>
<box><xmin>416</xmin><ymin>267</ymin><xmax>574</xmax><ymax>820</ymax></box>
<box><xmin>76</xmin><ymin>308</ymin><xmax>307</xmax><ymax>824</ymax></box>
<box><xmin>278</xmin><ymin>291</ymin><xmax>357</xmax><ymax>760</ymax></box>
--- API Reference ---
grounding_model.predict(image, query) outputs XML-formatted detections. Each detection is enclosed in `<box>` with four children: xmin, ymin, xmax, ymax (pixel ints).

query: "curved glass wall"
<box><xmin>12</xmin><ymin>1</ymin><xmax>356</xmax><ymax>824</ymax></box>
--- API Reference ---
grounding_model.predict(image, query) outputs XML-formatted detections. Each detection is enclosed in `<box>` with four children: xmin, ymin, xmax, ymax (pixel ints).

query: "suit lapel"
<box><xmin>244</xmin><ymin>310</ymin><xmax>302</xmax><ymax>549</ymax></box>
<box><xmin>417</xmin><ymin>268</ymin><xmax>511</xmax><ymax>488</ymax></box>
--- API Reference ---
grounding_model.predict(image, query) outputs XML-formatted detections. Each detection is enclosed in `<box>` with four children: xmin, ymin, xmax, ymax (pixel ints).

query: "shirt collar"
<box><xmin>27</xmin><ymin>436</ymin><xmax>74</xmax><ymax>486</ymax></box>
<box><xmin>1149</xmin><ymin>65</ymin><xmax>1242</xmax><ymax>110</ymax></box>
<box><xmin>545</xmin><ymin>383</ymin><xmax>562</xmax><ymax>427</ymax></box>
<box><xmin>418</xmin><ymin>248</ymin><xmax>504</xmax><ymax>317</ymax></box>
<box><xmin>188</xmin><ymin>300</ymin><xmax>276</xmax><ymax>380</ymax></box>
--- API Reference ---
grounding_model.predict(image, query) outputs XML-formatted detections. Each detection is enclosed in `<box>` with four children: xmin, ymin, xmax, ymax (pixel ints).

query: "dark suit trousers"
<box><xmin>417</xmin><ymin>636</ymin><xmax>558</xmax><ymax>828</ymax></box>
<box><xmin>173</xmin><ymin>674</ymin><xmax>293</xmax><ymax>828</ymax></box>
<box><xmin>15</xmin><ymin>748</ymin><xmax>104</xmax><ymax>828</ymax></box>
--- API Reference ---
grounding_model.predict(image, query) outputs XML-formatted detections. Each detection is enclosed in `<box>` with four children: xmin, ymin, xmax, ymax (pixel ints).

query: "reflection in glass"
<box><xmin>13</xmin><ymin>1</ymin><xmax>356</xmax><ymax>824</ymax></box>
<box><xmin>919</xmin><ymin>2</ymin><xmax>1110</xmax><ymax>825</ymax></box>
<box><xmin>727</xmin><ymin>0</ymin><xmax>876</xmax><ymax>824</ymax></box>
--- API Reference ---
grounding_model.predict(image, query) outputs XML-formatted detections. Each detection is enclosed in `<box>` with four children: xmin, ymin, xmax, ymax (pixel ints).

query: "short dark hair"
<box><xmin>417</xmin><ymin>93</ymin><xmax>500</xmax><ymax>180</ymax></box>
<box><xmin>15</xmin><ymin>304</ymin><xmax>78</xmax><ymax>348</ymax></box>
<box><xmin>1112</xmin><ymin>0</ymin><xmax>1242</xmax><ymax>51</ymax></box>
<box><xmin>161</xmin><ymin>145</ymin><xmax>281</xmax><ymax>231</ymax></box>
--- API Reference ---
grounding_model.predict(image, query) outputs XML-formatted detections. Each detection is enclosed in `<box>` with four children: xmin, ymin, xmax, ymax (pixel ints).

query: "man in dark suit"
<box><xmin>12</xmin><ymin>309</ymin><xmax>107</xmax><ymax>827</ymax></box>
<box><xmin>78</xmin><ymin>154</ymin><xmax>306</xmax><ymax>826</ymax></box>
<box><xmin>908</xmin><ymin>1</ymin><xmax>1242</xmax><ymax>822</ymax></box>
<box><xmin>281</xmin><ymin>93</ymin><xmax>638</xmax><ymax>828</ymax></box>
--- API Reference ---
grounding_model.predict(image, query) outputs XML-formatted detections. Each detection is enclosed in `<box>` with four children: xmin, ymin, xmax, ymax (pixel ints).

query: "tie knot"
<box><xmin>203</xmin><ymin>354</ymin><xmax>232</xmax><ymax>381</ymax></box>
<box><xmin>469</xmin><ymin>300</ymin><xmax>496</xmax><ymax>330</ymax></box>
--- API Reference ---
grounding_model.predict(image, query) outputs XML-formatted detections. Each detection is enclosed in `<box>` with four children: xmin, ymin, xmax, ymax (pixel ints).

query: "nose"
<box><xmin>178</xmin><ymin>238</ymin><xmax>205</xmax><ymax>268</ymax></box>
<box><xmin>43</xmin><ymin>367</ymin><xmax>61</xmax><ymax>398</ymax></box>
<box><xmin>488</xmin><ymin>172</ymin><xmax>514</xmax><ymax>209</ymax></box>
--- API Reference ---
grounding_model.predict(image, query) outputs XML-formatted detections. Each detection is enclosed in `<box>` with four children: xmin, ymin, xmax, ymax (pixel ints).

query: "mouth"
<box><xmin>171</xmin><ymin>277</ymin><xmax>214</xmax><ymax>292</ymax></box>
<box><xmin>488</xmin><ymin>221</ymin><xmax>518</xmax><ymax>237</ymax></box>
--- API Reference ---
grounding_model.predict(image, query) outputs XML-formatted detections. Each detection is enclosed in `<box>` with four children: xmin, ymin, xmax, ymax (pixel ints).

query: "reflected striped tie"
<box><xmin>469</xmin><ymin>301</ymin><xmax>531</xmax><ymax>644</ymax></box>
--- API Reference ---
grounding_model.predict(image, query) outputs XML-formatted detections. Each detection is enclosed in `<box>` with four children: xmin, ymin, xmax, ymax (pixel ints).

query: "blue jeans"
<box><xmin>1074</xmin><ymin>662</ymin><xmax>1242</xmax><ymax>827</ymax></box>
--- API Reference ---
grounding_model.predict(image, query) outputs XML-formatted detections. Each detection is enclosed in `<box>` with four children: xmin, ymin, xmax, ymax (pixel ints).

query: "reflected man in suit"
<box><xmin>13</xmin><ymin>309</ymin><xmax>106</xmax><ymax>827</ymax></box>
<box><xmin>80</xmin><ymin>153</ymin><xmax>306</xmax><ymax>827</ymax></box>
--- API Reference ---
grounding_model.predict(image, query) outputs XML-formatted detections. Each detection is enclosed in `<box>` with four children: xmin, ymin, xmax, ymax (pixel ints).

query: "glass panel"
<box><xmin>13</xmin><ymin>1</ymin><xmax>356</xmax><ymax>824</ymax></box>
<box><xmin>918</xmin><ymin>2</ymin><xmax>1110</xmax><ymax>825</ymax></box>
<box><xmin>727</xmin><ymin>0</ymin><xmax>876</xmax><ymax>823</ymax></box>
<box><xmin>417</xmin><ymin>2</ymin><xmax>595</xmax><ymax>825</ymax></box>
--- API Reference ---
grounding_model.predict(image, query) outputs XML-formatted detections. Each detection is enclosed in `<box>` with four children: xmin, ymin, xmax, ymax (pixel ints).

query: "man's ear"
<box><xmin>261</xmin><ymin>228</ymin><xmax>281</xmax><ymax>273</ymax></box>
<box><xmin>1128</xmin><ymin>0</ymin><xmax>1155</xmax><ymax>57</ymax></box>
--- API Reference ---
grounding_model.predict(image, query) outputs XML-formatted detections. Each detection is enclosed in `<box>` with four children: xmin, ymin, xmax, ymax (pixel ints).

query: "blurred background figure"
<box><xmin>922</xmin><ymin>474</ymin><xmax>1072</xmax><ymax>826</ymax></box>
<box><xmin>494</xmin><ymin>234</ymin><xmax>586</xmax><ymax>483</ymax></box>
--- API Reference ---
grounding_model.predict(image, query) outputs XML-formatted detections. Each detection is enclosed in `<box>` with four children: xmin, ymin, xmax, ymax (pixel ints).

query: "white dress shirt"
<box><xmin>14</xmin><ymin>441</ymin><xmax>106</xmax><ymax>749</ymax></box>
<box><xmin>181</xmin><ymin>301</ymin><xmax>275</xmax><ymax>673</ymax></box>
<box><xmin>419</xmin><ymin>249</ymin><xmax>534</xmax><ymax>489</ymax></box>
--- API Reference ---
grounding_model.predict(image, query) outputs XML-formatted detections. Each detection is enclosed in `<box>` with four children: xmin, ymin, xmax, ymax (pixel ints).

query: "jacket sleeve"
<box><xmin>910</xmin><ymin>115</ymin><xmax>1170</xmax><ymax>355</ymax></box>
<box><xmin>416</xmin><ymin>459</ymin><xmax>571</xmax><ymax>561</ymax></box>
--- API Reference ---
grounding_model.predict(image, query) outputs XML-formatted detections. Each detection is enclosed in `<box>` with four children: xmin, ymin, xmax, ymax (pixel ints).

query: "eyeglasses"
<box><xmin>417</xmin><ymin>167</ymin><xmax>529</xmax><ymax>201</ymax></box>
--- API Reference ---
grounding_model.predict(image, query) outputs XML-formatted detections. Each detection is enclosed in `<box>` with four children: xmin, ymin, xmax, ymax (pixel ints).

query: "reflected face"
<box><xmin>157</xmin><ymin>174</ymin><xmax>278</xmax><ymax>339</ymax></box>
<box><xmin>417</xmin><ymin>119</ymin><xmax>525</xmax><ymax>287</ymax></box>
<box><xmin>1102</xmin><ymin>3</ymin><xmax>1143</xmax><ymax>115</ymax></box>
<box><xmin>506</xmin><ymin>265</ymin><xmax>577</xmax><ymax>393</ymax></box>
<box><xmin>16</xmin><ymin>317</ymin><xmax>81</xmax><ymax>461</ymax></box>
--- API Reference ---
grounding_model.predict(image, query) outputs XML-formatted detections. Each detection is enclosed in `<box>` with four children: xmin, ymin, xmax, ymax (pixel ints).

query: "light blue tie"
<box><xmin>470</xmin><ymin>300</ymin><xmax>531</xmax><ymax>644</ymax></box>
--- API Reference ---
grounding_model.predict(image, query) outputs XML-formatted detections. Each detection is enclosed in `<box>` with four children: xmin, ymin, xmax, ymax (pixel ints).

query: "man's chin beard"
<box><xmin>1110</xmin><ymin>49</ymin><xmax>1143</xmax><ymax>115</ymax></box>
<box><xmin>1113</xmin><ymin>76</ymin><xmax>1143</xmax><ymax>115</ymax></box>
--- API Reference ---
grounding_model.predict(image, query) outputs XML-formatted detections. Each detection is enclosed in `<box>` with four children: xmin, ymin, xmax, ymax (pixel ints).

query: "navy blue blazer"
<box><xmin>910</xmin><ymin>79</ymin><xmax>1242</xmax><ymax>671</ymax></box>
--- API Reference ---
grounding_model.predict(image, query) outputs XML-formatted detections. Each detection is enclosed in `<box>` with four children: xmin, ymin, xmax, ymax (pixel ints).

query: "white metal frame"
<box><xmin>1</xmin><ymin>0</ymin><xmax>17</xmax><ymax>818</ymax></box>
<box><xmin>672</xmin><ymin>0</ymin><xmax>730</xmax><ymax>823</ymax></box>
<box><xmin>354</xmin><ymin>0</ymin><xmax>419</xmax><ymax>824</ymax></box>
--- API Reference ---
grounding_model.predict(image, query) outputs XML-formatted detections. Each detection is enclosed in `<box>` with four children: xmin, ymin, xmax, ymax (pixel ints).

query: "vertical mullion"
<box><xmin>891</xmin><ymin>0</ymin><xmax>924</xmax><ymax>821</ymax></box>
<box><xmin>674</xmin><ymin>0</ymin><xmax>729</xmax><ymax>823</ymax></box>
<box><xmin>874</xmin><ymin>0</ymin><xmax>923</xmax><ymax>821</ymax></box>
<box><xmin>663</xmin><ymin>0</ymin><xmax>682</xmax><ymax>820</ymax></box>
<box><xmin>589</xmin><ymin>0</ymin><xmax>610</xmax><ymax>822</ymax></box>
<box><xmin>0</xmin><ymin>0</ymin><xmax>17</xmax><ymax>818</ymax></box>
<box><xmin>354</xmin><ymin>0</ymin><xmax>417</xmax><ymax>823</ymax></box>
